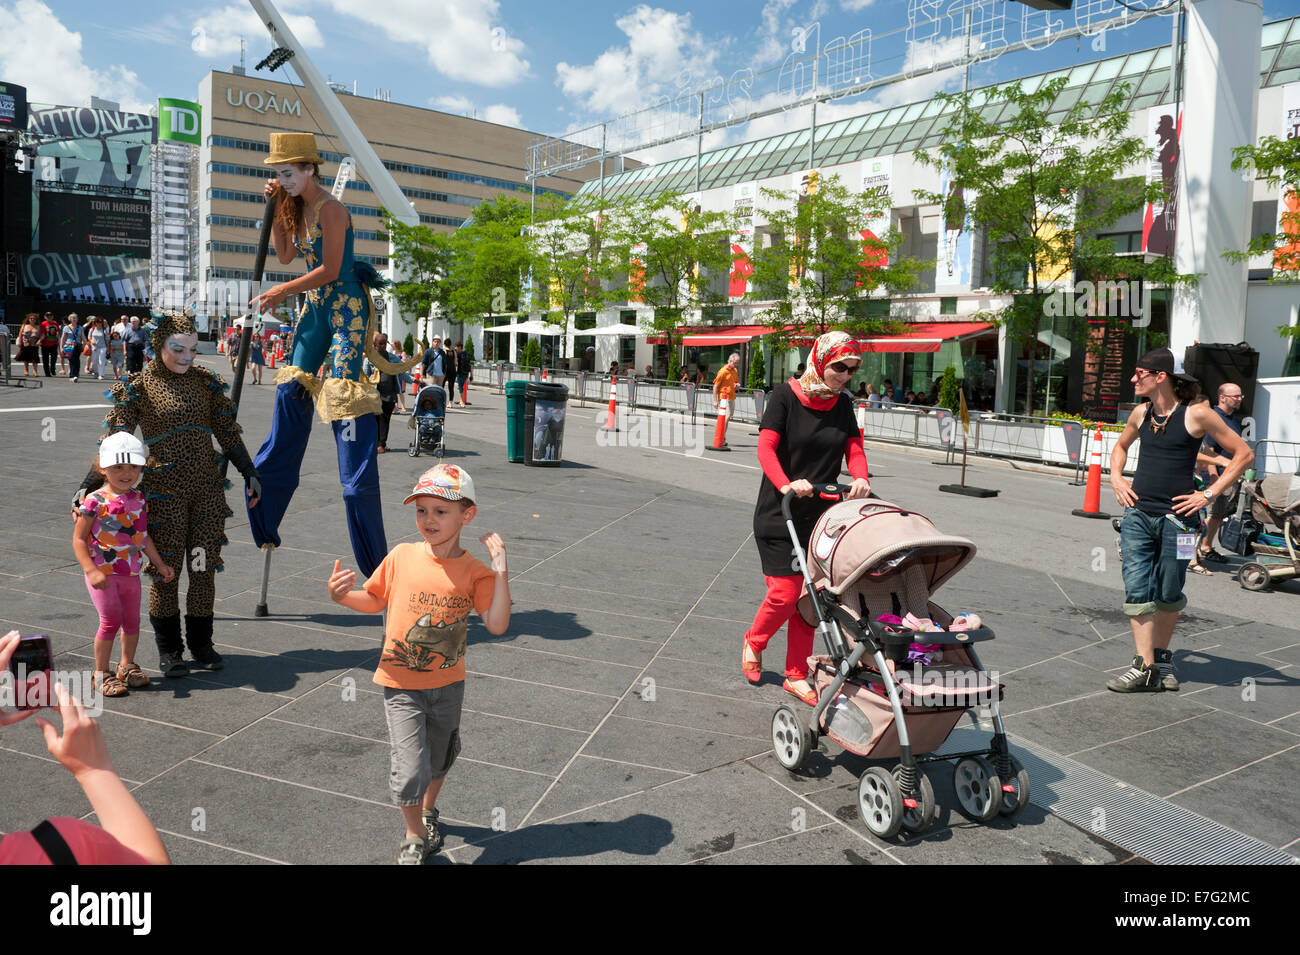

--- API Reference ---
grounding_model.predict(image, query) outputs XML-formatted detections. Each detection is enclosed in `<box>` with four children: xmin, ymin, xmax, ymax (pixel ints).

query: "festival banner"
<box><xmin>730</xmin><ymin>183</ymin><xmax>756</xmax><ymax>301</ymax></box>
<box><xmin>1140</xmin><ymin>103</ymin><xmax>1180</xmax><ymax>256</ymax></box>
<box><xmin>790</xmin><ymin>169</ymin><xmax>820</xmax><ymax>289</ymax></box>
<box><xmin>936</xmin><ymin>162</ymin><xmax>974</xmax><ymax>292</ymax></box>
<box><xmin>28</xmin><ymin>104</ymin><xmax>155</xmax><ymax>197</ymax></box>
<box><xmin>629</xmin><ymin>242</ymin><xmax>647</xmax><ymax>304</ymax></box>
<box><xmin>858</xmin><ymin>156</ymin><xmax>892</xmax><ymax>286</ymax></box>
<box><xmin>0</xmin><ymin>80</ymin><xmax>27</xmax><ymax>131</ymax></box>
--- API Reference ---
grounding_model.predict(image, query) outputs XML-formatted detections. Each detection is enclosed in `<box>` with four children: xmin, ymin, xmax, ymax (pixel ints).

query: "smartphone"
<box><xmin>9</xmin><ymin>635</ymin><xmax>52</xmax><ymax>711</ymax></box>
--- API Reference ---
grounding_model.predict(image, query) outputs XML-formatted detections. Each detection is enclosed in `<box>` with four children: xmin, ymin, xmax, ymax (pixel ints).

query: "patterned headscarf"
<box><xmin>799</xmin><ymin>331</ymin><xmax>861</xmax><ymax>399</ymax></box>
<box><xmin>148</xmin><ymin>311</ymin><xmax>198</xmax><ymax>355</ymax></box>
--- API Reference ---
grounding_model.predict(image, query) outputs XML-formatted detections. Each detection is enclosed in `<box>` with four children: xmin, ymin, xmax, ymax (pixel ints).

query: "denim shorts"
<box><xmin>1119</xmin><ymin>508</ymin><xmax>1195</xmax><ymax>616</ymax></box>
<box><xmin>383</xmin><ymin>683</ymin><xmax>464</xmax><ymax>805</ymax></box>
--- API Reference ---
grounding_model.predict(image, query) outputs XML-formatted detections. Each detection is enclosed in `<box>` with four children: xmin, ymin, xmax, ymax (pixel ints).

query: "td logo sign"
<box><xmin>158</xmin><ymin>98</ymin><xmax>202</xmax><ymax>145</ymax></box>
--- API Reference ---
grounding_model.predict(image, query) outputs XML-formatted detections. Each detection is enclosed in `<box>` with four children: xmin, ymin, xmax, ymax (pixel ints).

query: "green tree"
<box><xmin>915</xmin><ymin>76</ymin><xmax>1193</xmax><ymax>416</ymax></box>
<box><xmin>747</xmin><ymin>342</ymin><xmax>766</xmax><ymax>390</ymax></box>
<box><xmin>447</xmin><ymin>196</ymin><xmax>533</xmax><ymax>335</ymax></box>
<box><xmin>528</xmin><ymin>195</ymin><xmax>622</xmax><ymax>362</ymax></box>
<box><xmin>938</xmin><ymin>366</ymin><xmax>960</xmax><ymax>413</ymax></box>
<box><xmin>384</xmin><ymin>213</ymin><xmax>453</xmax><ymax>333</ymax></box>
<box><xmin>1231</xmin><ymin>135</ymin><xmax>1300</xmax><ymax>341</ymax></box>
<box><xmin>606</xmin><ymin>191</ymin><xmax>733</xmax><ymax>361</ymax></box>
<box><xmin>519</xmin><ymin>337</ymin><xmax>542</xmax><ymax>368</ymax></box>
<box><xmin>747</xmin><ymin>173</ymin><xmax>921</xmax><ymax>344</ymax></box>
<box><xmin>463</xmin><ymin>336</ymin><xmax>475</xmax><ymax>362</ymax></box>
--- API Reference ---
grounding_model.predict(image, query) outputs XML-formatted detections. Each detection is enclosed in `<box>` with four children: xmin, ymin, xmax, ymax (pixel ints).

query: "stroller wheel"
<box><xmin>953</xmin><ymin>756</ymin><xmax>1003</xmax><ymax>823</ymax></box>
<box><xmin>771</xmin><ymin>705</ymin><xmax>812</xmax><ymax>771</ymax></box>
<box><xmin>893</xmin><ymin>765</ymin><xmax>936</xmax><ymax>833</ymax></box>
<box><xmin>858</xmin><ymin>767</ymin><xmax>904</xmax><ymax>839</ymax></box>
<box><xmin>997</xmin><ymin>756</ymin><xmax>1031</xmax><ymax>817</ymax></box>
<box><xmin>408</xmin><ymin>443</ymin><xmax>419</xmax><ymax>457</ymax></box>
<box><xmin>1238</xmin><ymin>562</ymin><xmax>1273</xmax><ymax>592</ymax></box>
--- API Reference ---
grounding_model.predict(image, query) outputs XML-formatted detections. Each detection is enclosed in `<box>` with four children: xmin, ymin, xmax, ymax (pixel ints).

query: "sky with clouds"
<box><xmin>3</xmin><ymin>0</ymin><xmax>1298</xmax><ymax>166</ymax></box>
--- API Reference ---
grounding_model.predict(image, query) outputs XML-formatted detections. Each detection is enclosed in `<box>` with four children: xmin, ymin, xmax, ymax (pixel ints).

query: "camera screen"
<box><xmin>10</xmin><ymin>635</ymin><xmax>51</xmax><ymax>675</ymax></box>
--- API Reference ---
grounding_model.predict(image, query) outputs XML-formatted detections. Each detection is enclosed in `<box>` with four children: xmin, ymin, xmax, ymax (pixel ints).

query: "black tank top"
<box><xmin>1130</xmin><ymin>403</ymin><xmax>1201</xmax><ymax>524</ymax></box>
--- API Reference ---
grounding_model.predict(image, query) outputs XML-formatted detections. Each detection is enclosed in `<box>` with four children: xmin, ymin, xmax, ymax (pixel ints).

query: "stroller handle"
<box><xmin>781</xmin><ymin>483</ymin><xmax>846</xmax><ymax>522</ymax></box>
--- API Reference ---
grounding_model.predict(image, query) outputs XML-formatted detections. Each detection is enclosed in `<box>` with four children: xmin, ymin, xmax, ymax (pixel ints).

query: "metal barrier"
<box><xmin>1252</xmin><ymin>439</ymin><xmax>1300</xmax><ymax>476</ymax></box>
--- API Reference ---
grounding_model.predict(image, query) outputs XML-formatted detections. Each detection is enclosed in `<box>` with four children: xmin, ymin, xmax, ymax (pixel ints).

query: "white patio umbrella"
<box><xmin>585</xmin><ymin>323</ymin><xmax>643</xmax><ymax>336</ymax></box>
<box><xmin>487</xmin><ymin>320</ymin><xmax>564</xmax><ymax>335</ymax></box>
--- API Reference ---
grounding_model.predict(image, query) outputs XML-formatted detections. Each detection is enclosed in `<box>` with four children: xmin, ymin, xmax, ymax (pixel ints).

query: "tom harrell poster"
<box><xmin>1141</xmin><ymin>103</ymin><xmax>1181</xmax><ymax>256</ymax></box>
<box><xmin>936</xmin><ymin>161</ymin><xmax>973</xmax><ymax>292</ymax></box>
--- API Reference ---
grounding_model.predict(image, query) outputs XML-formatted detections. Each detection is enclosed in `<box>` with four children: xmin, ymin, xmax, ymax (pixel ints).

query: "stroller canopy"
<box><xmin>414</xmin><ymin>384</ymin><xmax>447</xmax><ymax>414</ymax></box>
<box><xmin>807</xmin><ymin>499</ymin><xmax>976</xmax><ymax>599</ymax></box>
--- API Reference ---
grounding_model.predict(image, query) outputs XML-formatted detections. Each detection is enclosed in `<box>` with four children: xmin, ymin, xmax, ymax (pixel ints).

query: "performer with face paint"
<box><xmin>76</xmin><ymin>313</ymin><xmax>262</xmax><ymax>676</ymax></box>
<box><xmin>245</xmin><ymin>133</ymin><xmax>416</xmax><ymax>582</ymax></box>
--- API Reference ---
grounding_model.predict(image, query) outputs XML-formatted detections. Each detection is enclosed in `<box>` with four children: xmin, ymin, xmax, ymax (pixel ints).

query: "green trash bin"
<box><xmin>523</xmin><ymin>382</ymin><xmax>569</xmax><ymax>467</ymax></box>
<box><xmin>505</xmin><ymin>380</ymin><xmax>527</xmax><ymax>463</ymax></box>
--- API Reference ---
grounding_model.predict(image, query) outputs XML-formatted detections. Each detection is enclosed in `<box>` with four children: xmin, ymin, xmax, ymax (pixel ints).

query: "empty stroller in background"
<box><xmin>1235</xmin><ymin>469</ymin><xmax>1300</xmax><ymax>592</ymax></box>
<box><xmin>770</xmin><ymin>486</ymin><xmax>1028</xmax><ymax>840</ymax></box>
<box><xmin>407</xmin><ymin>384</ymin><xmax>446</xmax><ymax>458</ymax></box>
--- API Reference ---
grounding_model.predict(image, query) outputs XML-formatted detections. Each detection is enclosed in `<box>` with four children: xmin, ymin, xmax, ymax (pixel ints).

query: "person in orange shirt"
<box><xmin>713</xmin><ymin>352</ymin><xmax>741</xmax><ymax>442</ymax></box>
<box><xmin>328</xmin><ymin>464</ymin><xmax>510</xmax><ymax>863</ymax></box>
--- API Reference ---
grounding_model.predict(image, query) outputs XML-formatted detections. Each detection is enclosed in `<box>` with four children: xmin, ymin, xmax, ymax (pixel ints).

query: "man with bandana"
<box><xmin>76</xmin><ymin>313</ymin><xmax>262</xmax><ymax>676</ymax></box>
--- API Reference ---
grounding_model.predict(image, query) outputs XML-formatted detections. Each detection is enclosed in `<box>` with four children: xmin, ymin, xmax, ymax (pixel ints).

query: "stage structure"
<box><xmin>527</xmin><ymin>0</ymin><xmax>1185</xmax><ymax>194</ymax></box>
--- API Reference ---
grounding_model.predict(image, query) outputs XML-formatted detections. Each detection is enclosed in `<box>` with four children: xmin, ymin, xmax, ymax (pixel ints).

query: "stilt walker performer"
<box><xmin>75</xmin><ymin>313</ymin><xmax>263</xmax><ymax>676</ymax></box>
<box><xmin>247</xmin><ymin>133</ymin><xmax>417</xmax><ymax>596</ymax></box>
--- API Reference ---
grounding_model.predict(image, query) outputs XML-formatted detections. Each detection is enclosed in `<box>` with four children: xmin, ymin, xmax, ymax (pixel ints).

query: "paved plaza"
<box><xmin>1</xmin><ymin>361</ymin><xmax>1296</xmax><ymax>865</ymax></box>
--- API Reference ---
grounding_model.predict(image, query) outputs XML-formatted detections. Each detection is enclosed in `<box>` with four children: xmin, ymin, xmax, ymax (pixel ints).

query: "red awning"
<box><xmin>649</xmin><ymin>324</ymin><xmax>780</xmax><ymax>346</ymax></box>
<box><xmin>855</xmin><ymin>321</ymin><xmax>994</xmax><ymax>353</ymax></box>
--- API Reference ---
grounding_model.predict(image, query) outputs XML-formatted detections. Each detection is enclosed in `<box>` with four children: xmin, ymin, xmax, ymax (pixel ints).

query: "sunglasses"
<box><xmin>1133</xmin><ymin>368</ymin><xmax>1162</xmax><ymax>380</ymax></box>
<box><xmin>828</xmin><ymin>361</ymin><xmax>861</xmax><ymax>374</ymax></box>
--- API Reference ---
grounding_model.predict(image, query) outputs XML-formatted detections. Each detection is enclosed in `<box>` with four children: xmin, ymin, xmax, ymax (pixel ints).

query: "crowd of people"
<box><xmin>13</xmin><ymin>312</ymin><xmax>151</xmax><ymax>382</ymax></box>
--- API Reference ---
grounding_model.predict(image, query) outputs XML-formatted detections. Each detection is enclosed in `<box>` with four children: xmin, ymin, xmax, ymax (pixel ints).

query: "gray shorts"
<box><xmin>383</xmin><ymin>683</ymin><xmax>464</xmax><ymax>806</ymax></box>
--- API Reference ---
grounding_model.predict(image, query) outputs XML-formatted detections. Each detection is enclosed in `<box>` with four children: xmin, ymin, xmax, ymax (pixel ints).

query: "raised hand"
<box><xmin>479</xmin><ymin>533</ymin><xmax>508</xmax><ymax>575</ymax></box>
<box><xmin>327</xmin><ymin>559</ymin><xmax>356</xmax><ymax>603</ymax></box>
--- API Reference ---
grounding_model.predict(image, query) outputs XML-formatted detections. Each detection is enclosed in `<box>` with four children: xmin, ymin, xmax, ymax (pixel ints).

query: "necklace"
<box><xmin>1149</xmin><ymin>401</ymin><xmax>1179</xmax><ymax>436</ymax></box>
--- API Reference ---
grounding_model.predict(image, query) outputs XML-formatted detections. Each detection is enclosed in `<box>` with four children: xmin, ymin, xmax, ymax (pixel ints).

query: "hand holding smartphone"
<box><xmin>2</xmin><ymin>631</ymin><xmax>52</xmax><ymax>714</ymax></box>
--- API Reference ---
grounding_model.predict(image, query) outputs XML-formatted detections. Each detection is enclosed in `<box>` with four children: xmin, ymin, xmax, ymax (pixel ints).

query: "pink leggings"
<box><xmin>85</xmin><ymin>573</ymin><xmax>141</xmax><ymax>642</ymax></box>
<box><xmin>745</xmin><ymin>574</ymin><xmax>814</xmax><ymax>680</ymax></box>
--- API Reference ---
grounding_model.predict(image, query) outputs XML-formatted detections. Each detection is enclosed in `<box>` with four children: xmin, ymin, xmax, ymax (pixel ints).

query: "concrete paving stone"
<box><xmin>612</xmin><ymin>685</ymin><xmax>773</xmax><ymax>742</ymax></box>
<box><xmin>1258</xmin><ymin>641</ymin><xmax>1300</xmax><ymax>668</ymax></box>
<box><xmin>452</xmin><ymin>762</ymin><xmax>820</xmax><ymax>865</ymax></box>
<box><xmin>690</xmin><ymin>597</ymin><xmax>768</xmax><ymax>624</ymax></box>
<box><xmin>155</xmin><ymin>831</ymin><xmax>284</xmax><ymax>865</ymax></box>
<box><xmin>644</xmin><ymin>651</ymin><xmax>783</xmax><ymax>700</ymax></box>
<box><xmin>1155</xmin><ymin>644</ymin><xmax>1295</xmax><ymax>694</ymax></box>
<box><xmin>995</xmin><ymin>657</ymin><xmax>1115</xmax><ymax>717</ymax></box>
<box><xmin>0</xmin><ymin>702</ymin><xmax>220</xmax><ymax>784</ymax></box>
<box><xmin>460</xmin><ymin>670</ymin><xmax>616</xmax><ymax>732</ymax></box>
<box><xmin>0</xmin><ymin>594</ymin><xmax>103</xmax><ymax>642</ymax></box>
<box><xmin>1269</xmin><ymin>713</ymin><xmax>1300</xmax><ymax>736</ymax></box>
<box><xmin>0</xmin><ymin>530</ymin><xmax>82</xmax><ymax>561</ymax></box>
<box><xmin>1169</xmin><ymin>746</ymin><xmax>1300</xmax><ymax>852</ymax></box>
<box><xmin>128</xmin><ymin>760</ymin><xmax>398</xmax><ymax>865</ymax></box>
<box><xmin>458</xmin><ymin>709</ymin><xmax>587</xmax><ymax>777</ymax></box>
<box><xmin>507</xmin><ymin>579</ymin><xmax>692</xmax><ymax>622</ymax></box>
<box><xmin>1178</xmin><ymin>665</ymin><xmax>1299</xmax><ymax>725</ymax></box>
<box><xmin>1070</xmin><ymin>710</ymin><xmax>1300</xmax><ymax>801</ymax></box>
<box><xmin>658</xmin><ymin>620</ymin><xmax>747</xmax><ymax>668</ymax></box>
<box><xmin>475</xmin><ymin>627</ymin><xmax>659</xmax><ymax>669</ymax></box>
<box><xmin>216</xmin><ymin>591</ymin><xmax>383</xmax><ymax>636</ymax></box>
<box><xmin>692</xmin><ymin>822</ymin><xmax>899</xmax><ymax>865</ymax></box>
<box><xmin>466</xmin><ymin>641</ymin><xmax>639</xmax><ymax>698</ymax></box>
<box><xmin>524</xmin><ymin>754</ymin><xmax>689</xmax><ymax>824</ymax></box>
<box><xmin>155</xmin><ymin>643</ymin><xmax>370</xmax><ymax>699</ymax></box>
<box><xmin>208</xmin><ymin>617</ymin><xmax>382</xmax><ymax>663</ymax></box>
<box><xmin>1002</xmin><ymin>691</ymin><xmax>1216</xmax><ymax>759</ymax></box>
<box><xmin>515</xmin><ymin>559</ymin><xmax>720</xmax><ymax>602</ymax></box>
<box><xmin>582</xmin><ymin>714</ymin><xmax>767</xmax><ymax>774</ymax></box>
<box><xmin>0</xmin><ymin>551</ymin><xmax>74</xmax><ymax>578</ymax></box>
<box><xmin>0</xmin><ymin>746</ymin><xmax>94</xmax><ymax>832</ymax></box>
<box><xmin>425</xmin><ymin>761</ymin><xmax>559</xmax><ymax>854</ymax></box>
<box><xmin>498</xmin><ymin>603</ymin><xmax>677</xmax><ymax>642</ymax></box>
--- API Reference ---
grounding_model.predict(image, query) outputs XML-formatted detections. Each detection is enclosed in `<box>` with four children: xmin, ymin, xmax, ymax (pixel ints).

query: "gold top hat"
<box><xmin>264</xmin><ymin>132</ymin><xmax>323</xmax><ymax>166</ymax></box>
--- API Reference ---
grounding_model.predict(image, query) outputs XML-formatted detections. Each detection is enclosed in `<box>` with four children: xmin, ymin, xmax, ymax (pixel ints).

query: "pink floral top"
<box><xmin>78</xmin><ymin>488</ymin><xmax>148</xmax><ymax>576</ymax></box>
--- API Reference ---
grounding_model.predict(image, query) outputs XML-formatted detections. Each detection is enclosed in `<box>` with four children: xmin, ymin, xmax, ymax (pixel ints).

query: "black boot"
<box><xmin>151</xmin><ymin>614</ymin><xmax>188</xmax><ymax>677</ymax></box>
<box><xmin>185</xmin><ymin>614</ymin><xmax>223</xmax><ymax>670</ymax></box>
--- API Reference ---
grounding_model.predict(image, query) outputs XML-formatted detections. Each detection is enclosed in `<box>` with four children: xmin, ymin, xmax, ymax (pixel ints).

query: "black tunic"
<box><xmin>753</xmin><ymin>382</ymin><xmax>859</xmax><ymax>575</ymax></box>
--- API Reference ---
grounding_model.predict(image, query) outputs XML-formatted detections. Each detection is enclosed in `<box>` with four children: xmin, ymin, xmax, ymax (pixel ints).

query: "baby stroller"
<box><xmin>1235</xmin><ymin>469</ymin><xmax>1300</xmax><ymax>592</ymax></box>
<box><xmin>407</xmin><ymin>384</ymin><xmax>446</xmax><ymax>458</ymax></box>
<box><xmin>770</xmin><ymin>486</ymin><xmax>1028</xmax><ymax>840</ymax></box>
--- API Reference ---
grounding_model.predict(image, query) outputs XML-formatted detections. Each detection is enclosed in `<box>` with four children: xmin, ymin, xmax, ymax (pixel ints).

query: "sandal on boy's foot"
<box><xmin>116</xmin><ymin>661</ymin><xmax>150</xmax><ymax>688</ymax></box>
<box><xmin>422</xmin><ymin>808</ymin><xmax>443</xmax><ymax>855</ymax></box>
<box><xmin>396</xmin><ymin>836</ymin><xmax>427</xmax><ymax>865</ymax></box>
<box><xmin>94</xmin><ymin>671</ymin><xmax>128</xmax><ymax>697</ymax></box>
<box><xmin>741</xmin><ymin>637</ymin><xmax>763</xmax><ymax>685</ymax></box>
<box><xmin>782</xmin><ymin>678</ymin><xmax>818</xmax><ymax>706</ymax></box>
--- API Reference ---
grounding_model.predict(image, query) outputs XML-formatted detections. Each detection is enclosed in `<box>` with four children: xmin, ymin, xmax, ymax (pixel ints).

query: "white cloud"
<box><xmin>430</xmin><ymin>95</ymin><xmax>521</xmax><ymax>127</ymax></box>
<box><xmin>0</xmin><ymin>0</ymin><xmax>152</xmax><ymax>112</ymax></box>
<box><xmin>323</xmin><ymin>0</ymin><xmax>528</xmax><ymax>87</ymax></box>
<box><xmin>557</xmin><ymin>5</ymin><xmax>719</xmax><ymax>118</ymax></box>
<box><xmin>840</xmin><ymin>0</ymin><xmax>877</xmax><ymax>12</ymax></box>
<box><xmin>481</xmin><ymin>103</ymin><xmax>521</xmax><ymax>127</ymax></box>
<box><xmin>191</xmin><ymin>2</ymin><xmax>325</xmax><ymax>58</ymax></box>
<box><xmin>753</xmin><ymin>0</ymin><xmax>801</xmax><ymax>69</ymax></box>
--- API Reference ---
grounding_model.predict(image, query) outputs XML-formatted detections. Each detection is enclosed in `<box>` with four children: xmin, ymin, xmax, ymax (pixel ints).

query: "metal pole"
<box><xmin>696</xmin><ymin>92</ymin><xmax>704</xmax><ymax>194</ymax></box>
<box><xmin>809</xmin><ymin>54</ymin><xmax>818</xmax><ymax>169</ymax></box>
<box><xmin>600</xmin><ymin>124</ymin><xmax>606</xmax><ymax>200</ymax></box>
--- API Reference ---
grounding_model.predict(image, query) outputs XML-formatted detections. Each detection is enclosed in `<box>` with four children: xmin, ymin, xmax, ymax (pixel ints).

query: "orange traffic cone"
<box><xmin>1072</xmin><ymin>426</ymin><xmax>1110</xmax><ymax>519</ymax></box>
<box><xmin>708</xmin><ymin>397</ymin><xmax>731</xmax><ymax>451</ymax></box>
<box><xmin>412</xmin><ymin>368</ymin><xmax>422</xmax><ymax>396</ymax></box>
<box><xmin>267</xmin><ymin>342</ymin><xmax>276</xmax><ymax>369</ymax></box>
<box><xmin>601</xmin><ymin>376</ymin><xmax>619</xmax><ymax>432</ymax></box>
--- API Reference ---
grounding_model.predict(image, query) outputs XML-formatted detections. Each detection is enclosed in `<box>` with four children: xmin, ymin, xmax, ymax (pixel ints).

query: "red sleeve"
<box><xmin>844</xmin><ymin>434</ymin><xmax>869</xmax><ymax>480</ymax></box>
<box><xmin>757</xmin><ymin>429</ymin><xmax>791</xmax><ymax>490</ymax></box>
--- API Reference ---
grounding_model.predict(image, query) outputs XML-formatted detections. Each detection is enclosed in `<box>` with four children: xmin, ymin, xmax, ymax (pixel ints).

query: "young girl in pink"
<box><xmin>73</xmin><ymin>433</ymin><xmax>174</xmax><ymax>697</ymax></box>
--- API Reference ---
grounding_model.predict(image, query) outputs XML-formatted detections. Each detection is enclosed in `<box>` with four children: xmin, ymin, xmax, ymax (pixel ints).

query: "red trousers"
<box><xmin>745</xmin><ymin>574</ymin><xmax>814</xmax><ymax>680</ymax></box>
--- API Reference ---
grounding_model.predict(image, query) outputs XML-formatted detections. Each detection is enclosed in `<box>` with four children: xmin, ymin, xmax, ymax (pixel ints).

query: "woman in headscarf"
<box><xmin>742</xmin><ymin>331</ymin><xmax>872</xmax><ymax>705</ymax></box>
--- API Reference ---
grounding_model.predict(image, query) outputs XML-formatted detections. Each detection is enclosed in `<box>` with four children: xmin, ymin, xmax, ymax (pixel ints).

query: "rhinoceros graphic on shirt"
<box><xmin>383</xmin><ymin>612</ymin><xmax>468</xmax><ymax>672</ymax></box>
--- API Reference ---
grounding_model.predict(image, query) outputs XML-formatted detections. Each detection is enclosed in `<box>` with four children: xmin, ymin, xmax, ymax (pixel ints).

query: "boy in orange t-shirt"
<box><xmin>328</xmin><ymin>464</ymin><xmax>510</xmax><ymax>863</ymax></box>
